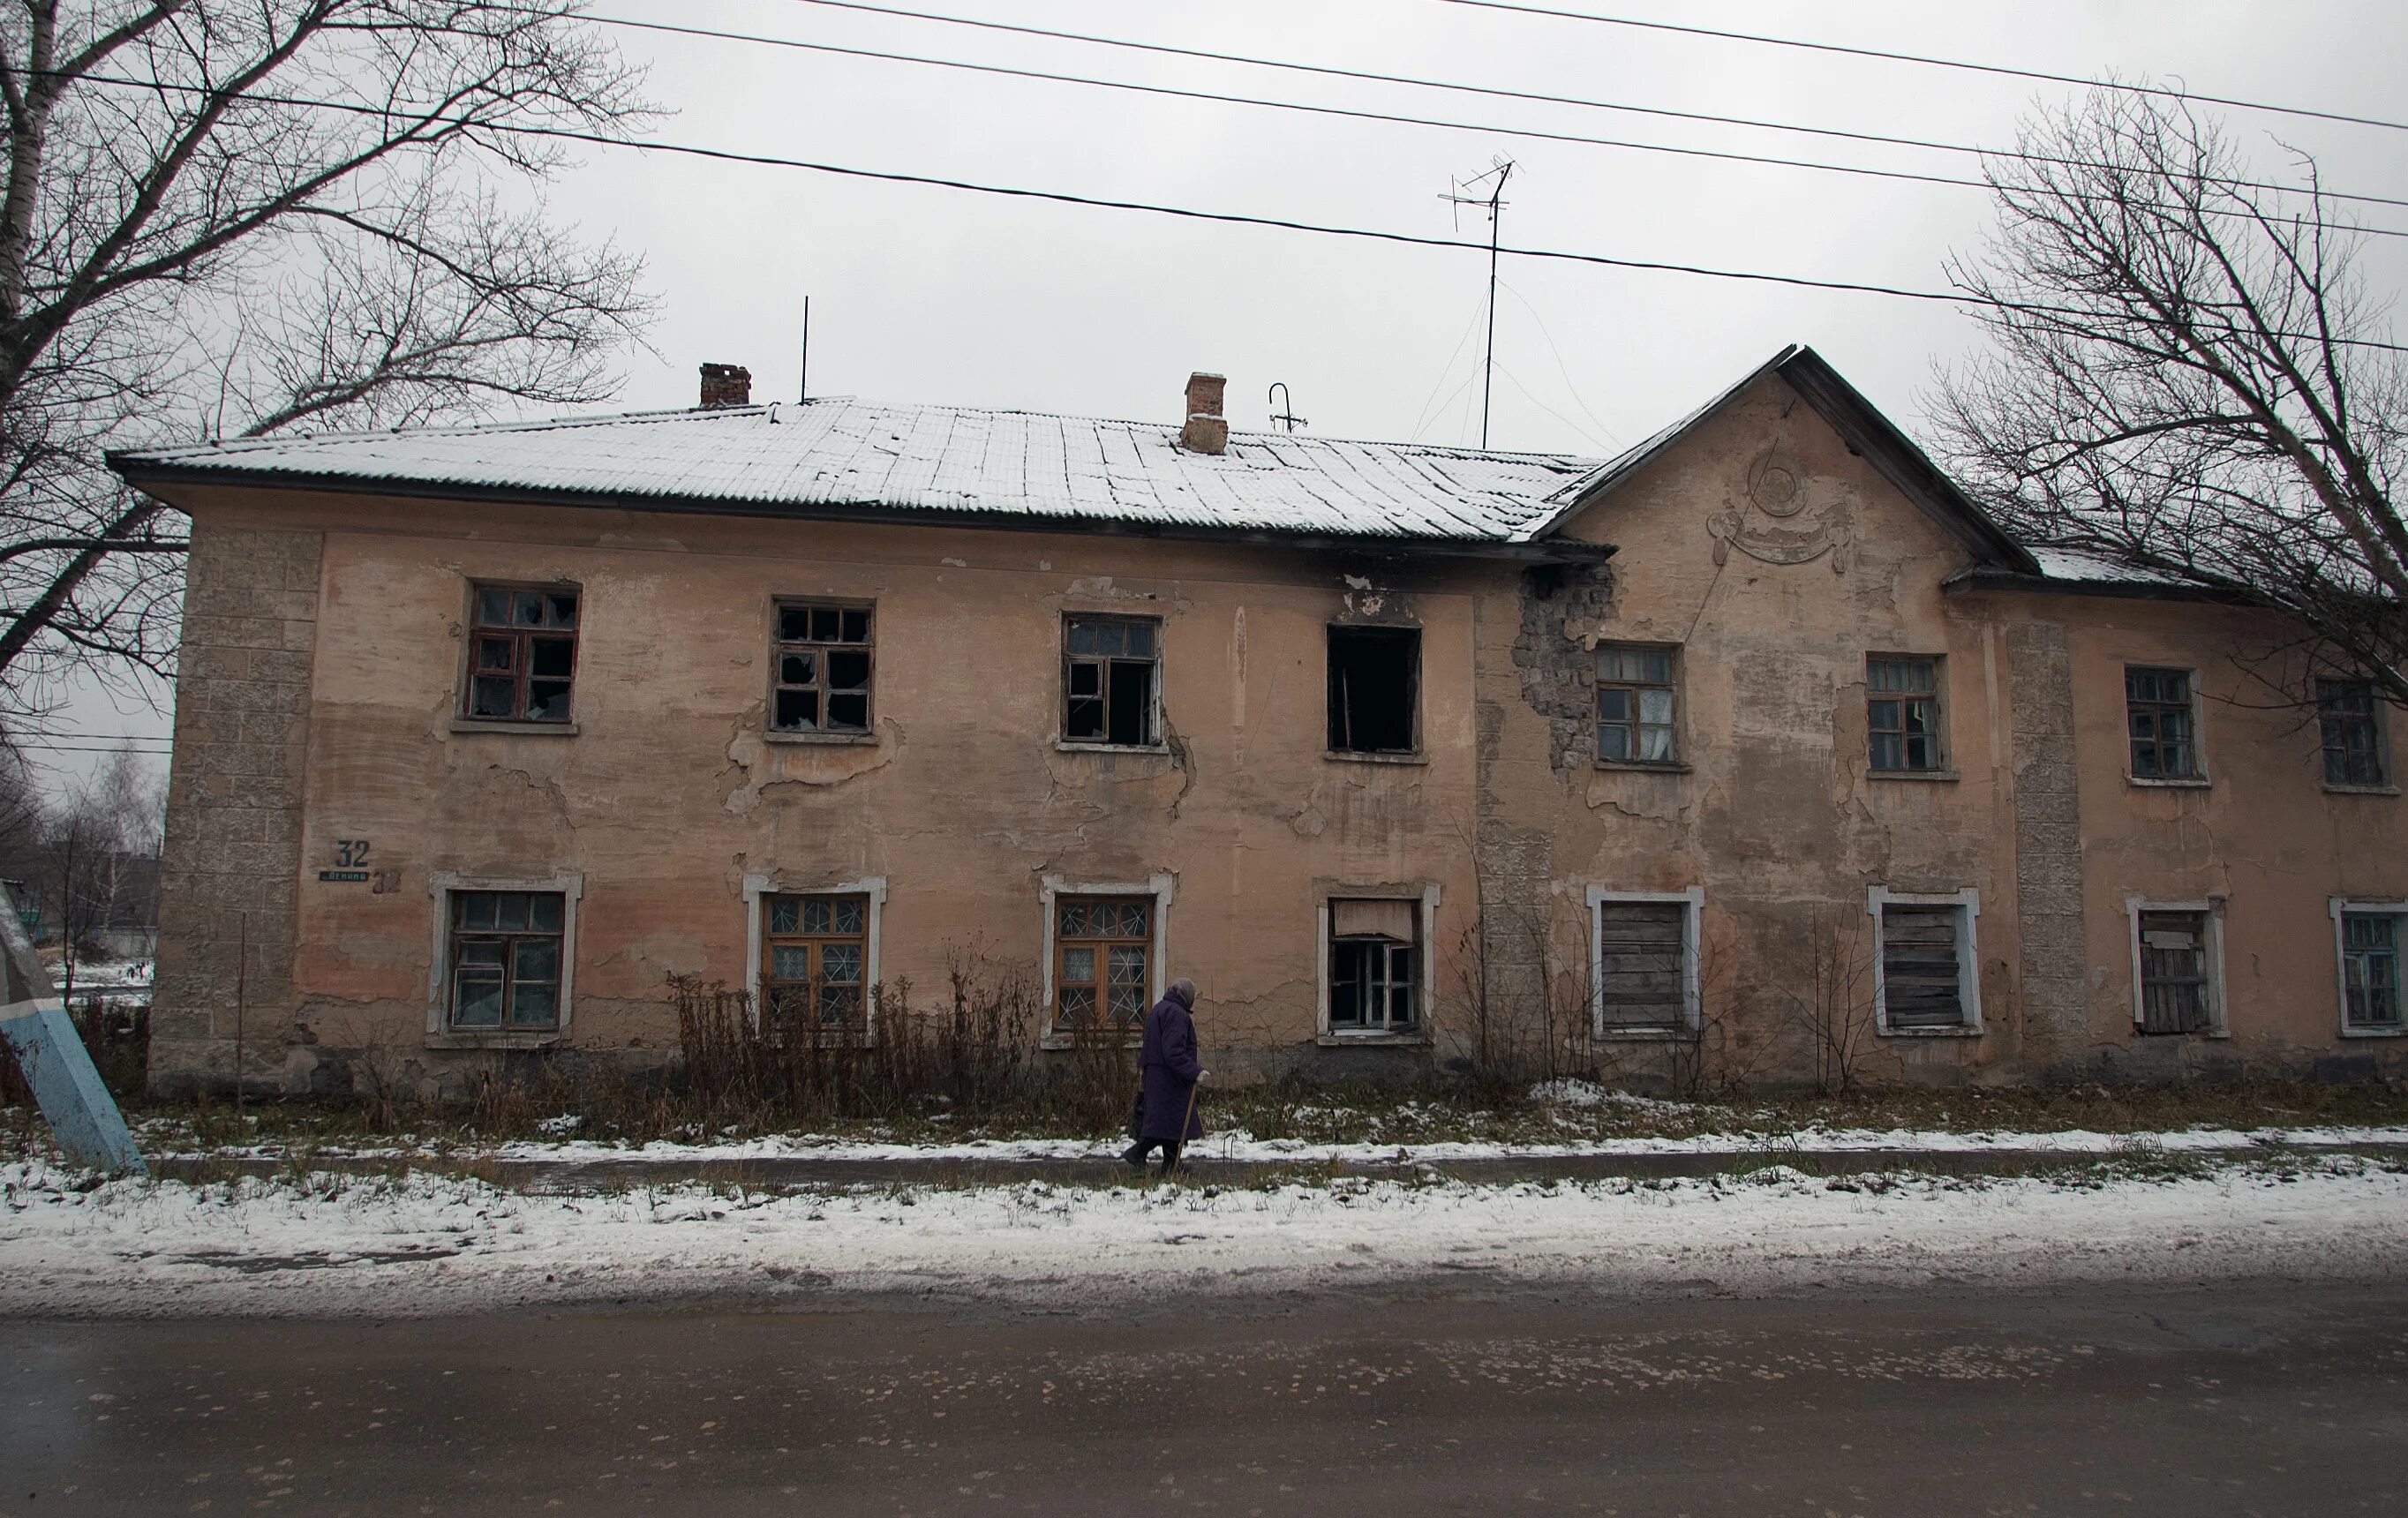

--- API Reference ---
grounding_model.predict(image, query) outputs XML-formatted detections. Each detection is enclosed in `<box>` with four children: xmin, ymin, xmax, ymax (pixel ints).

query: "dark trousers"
<box><xmin>1123</xmin><ymin>1137</ymin><xmax>1184</xmax><ymax>1173</ymax></box>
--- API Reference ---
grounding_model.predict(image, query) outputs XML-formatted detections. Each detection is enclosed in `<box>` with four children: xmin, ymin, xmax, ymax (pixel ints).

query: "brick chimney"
<box><xmin>699</xmin><ymin>363</ymin><xmax>752</xmax><ymax>409</ymax></box>
<box><xmin>1178</xmin><ymin>371</ymin><xmax>1228</xmax><ymax>455</ymax></box>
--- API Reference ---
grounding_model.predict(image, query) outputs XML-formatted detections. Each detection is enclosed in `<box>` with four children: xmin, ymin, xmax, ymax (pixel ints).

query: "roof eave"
<box><xmin>114</xmin><ymin>462</ymin><xmax>1616</xmax><ymax>565</ymax></box>
<box><xmin>1941</xmin><ymin>565</ymin><xmax>2247</xmax><ymax>604</ymax></box>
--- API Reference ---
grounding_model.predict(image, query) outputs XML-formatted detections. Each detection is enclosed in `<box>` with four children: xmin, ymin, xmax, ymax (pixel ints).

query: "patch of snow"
<box><xmin>1527</xmin><ymin>1078</ymin><xmax>1695</xmax><ymax>1112</ymax></box>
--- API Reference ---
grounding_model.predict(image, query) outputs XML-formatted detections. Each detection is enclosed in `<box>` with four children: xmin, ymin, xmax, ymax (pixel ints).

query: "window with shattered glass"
<box><xmin>463</xmin><ymin>584</ymin><xmax>579</xmax><ymax>723</ymax></box>
<box><xmin>1867</xmin><ymin>655</ymin><xmax>1944</xmax><ymax>772</ymax></box>
<box><xmin>771</xmin><ymin>602</ymin><xmax>874</xmax><ymax>734</ymax></box>
<box><xmin>1062</xmin><ymin>616</ymin><xmax>1160</xmax><ymax>747</ymax></box>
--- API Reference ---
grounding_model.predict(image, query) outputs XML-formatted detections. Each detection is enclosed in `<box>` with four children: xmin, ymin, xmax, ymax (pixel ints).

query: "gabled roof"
<box><xmin>110</xmin><ymin>395</ymin><xmax>1611</xmax><ymax>560</ymax></box>
<box><xmin>1531</xmin><ymin>344</ymin><xmax>2043</xmax><ymax>575</ymax></box>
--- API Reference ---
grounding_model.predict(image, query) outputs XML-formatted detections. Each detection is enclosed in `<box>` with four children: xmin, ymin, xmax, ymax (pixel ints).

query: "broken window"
<box><xmin>463</xmin><ymin>584</ymin><xmax>579</xmax><ymax>723</ymax></box>
<box><xmin>2319</xmin><ymin>679</ymin><xmax>2389</xmax><ymax>787</ymax></box>
<box><xmin>1327</xmin><ymin>626</ymin><xmax>1420</xmax><ymax>755</ymax></box>
<box><xmin>1866</xmin><ymin>656</ymin><xmax>1943</xmax><ymax>772</ymax></box>
<box><xmin>448</xmin><ymin>891</ymin><xmax>565</xmax><ymax>1031</ymax></box>
<box><xmin>2342</xmin><ymin>910</ymin><xmax>2404</xmax><ymax>1031</ymax></box>
<box><xmin>1596</xmin><ymin>644</ymin><xmax>1678</xmax><ymax>764</ymax></box>
<box><xmin>1055</xmin><ymin>897</ymin><xmax>1152</xmax><ymax>1030</ymax></box>
<box><xmin>1063</xmin><ymin>616</ymin><xmax>1160</xmax><ymax>747</ymax></box>
<box><xmin>2125</xmin><ymin>666</ymin><xmax>2201</xmax><ymax>779</ymax></box>
<box><xmin>772</xmin><ymin>601</ymin><xmax>874</xmax><ymax>734</ymax></box>
<box><xmin>1328</xmin><ymin>898</ymin><xmax>1419</xmax><ymax>1033</ymax></box>
<box><xmin>1877</xmin><ymin>901</ymin><xmax>1969</xmax><ymax>1031</ymax></box>
<box><xmin>1596</xmin><ymin>899</ymin><xmax>1689</xmax><ymax>1031</ymax></box>
<box><xmin>764</xmin><ymin>892</ymin><xmax>869</xmax><ymax>1031</ymax></box>
<box><xmin>2135</xmin><ymin>909</ymin><xmax>2215</xmax><ymax>1034</ymax></box>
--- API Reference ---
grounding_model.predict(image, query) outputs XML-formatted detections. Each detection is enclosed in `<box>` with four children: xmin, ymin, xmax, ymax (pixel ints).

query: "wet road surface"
<box><xmin>5</xmin><ymin>1280</ymin><xmax>2406</xmax><ymax>1514</ymax></box>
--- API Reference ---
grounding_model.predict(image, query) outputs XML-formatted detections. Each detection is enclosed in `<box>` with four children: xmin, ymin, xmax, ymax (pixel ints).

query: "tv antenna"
<box><xmin>798</xmin><ymin>296</ymin><xmax>811</xmax><ymax>402</ymax></box>
<box><xmin>1267</xmin><ymin>381</ymin><xmax>1308</xmax><ymax>433</ymax></box>
<box><xmin>1441</xmin><ymin>158</ymin><xmax>1515</xmax><ymax>449</ymax></box>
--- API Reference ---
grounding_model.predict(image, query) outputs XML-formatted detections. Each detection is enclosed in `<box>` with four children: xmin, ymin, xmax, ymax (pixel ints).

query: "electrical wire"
<box><xmin>1440</xmin><ymin>0</ymin><xmax>2408</xmax><ymax>138</ymax></box>
<box><xmin>759</xmin><ymin>0</ymin><xmax>2408</xmax><ymax>214</ymax></box>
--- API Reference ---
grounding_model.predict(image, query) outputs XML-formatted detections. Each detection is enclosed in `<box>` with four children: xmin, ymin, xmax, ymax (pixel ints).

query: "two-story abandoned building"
<box><xmin>110</xmin><ymin>346</ymin><xmax>2408</xmax><ymax>1098</ymax></box>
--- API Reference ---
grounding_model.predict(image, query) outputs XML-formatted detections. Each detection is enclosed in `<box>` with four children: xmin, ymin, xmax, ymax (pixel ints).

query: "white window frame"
<box><xmin>2123</xmin><ymin>895</ymin><xmax>2228</xmax><ymax>1037</ymax></box>
<box><xmin>1038</xmin><ymin>872</ymin><xmax>1176</xmax><ymax>1048</ymax></box>
<box><xmin>425</xmin><ymin>870</ymin><xmax>583</xmax><ymax>1048</ymax></box>
<box><xmin>1316</xmin><ymin>883</ymin><xmax>1442</xmax><ymax>1045</ymax></box>
<box><xmin>1585</xmin><ymin>885</ymin><xmax>1704</xmax><ymax>1038</ymax></box>
<box><xmin>1867</xmin><ymin>885</ymin><xmax>1983</xmax><ymax>1037</ymax></box>
<box><xmin>2330</xmin><ymin>897</ymin><xmax>2408</xmax><ymax>1039</ymax></box>
<box><xmin>741</xmin><ymin>873</ymin><xmax>887</xmax><ymax>1039</ymax></box>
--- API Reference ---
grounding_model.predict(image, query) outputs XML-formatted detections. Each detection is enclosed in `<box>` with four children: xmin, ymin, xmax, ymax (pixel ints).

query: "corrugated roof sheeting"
<box><xmin>120</xmin><ymin>397</ymin><xmax>1602</xmax><ymax>544</ymax></box>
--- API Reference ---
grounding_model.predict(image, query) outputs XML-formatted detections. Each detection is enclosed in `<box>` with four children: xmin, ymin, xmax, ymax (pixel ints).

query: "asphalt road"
<box><xmin>4</xmin><ymin>1281</ymin><xmax>2405</xmax><ymax>1515</ymax></box>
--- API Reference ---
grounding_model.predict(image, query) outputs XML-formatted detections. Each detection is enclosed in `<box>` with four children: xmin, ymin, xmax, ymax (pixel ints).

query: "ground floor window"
<box><xmin>1054</xmin><ymin>896</ymin><xmax>1153</xmax><ymax>1031</ymax></box>
<box><xmin>764</xmin><ymin>892</ymin><xmax>869</xmax><ymax>1030</ymax></box>
<box><xmin>1871</xmin><ymin>890</ymin><xmax>1978</xmax><ymax>1033</ymax></box>
<box><xmin>1592</xmin><ymin>894</ymin><xmax>1697</xmax><ymax>1033</ymax></box>
<box><xmin>448</xmin><ymin>890</ymin><xmax>565</xmax><ymax>1031</ymax></box>
<box><xmin>2130</xmin><ymin>906</ymin><xmax>2220</xmax><ymax>1035</ymax></box>
<box><xmin>1328</xmin><ymin>898</ymin><xmax>1420</xmax><ymax>1033</ymax></box>
<box><xmin>2339</xmin><ymin>906</ymin><xmax>2404</xmax><ymax>1032</ymax></box>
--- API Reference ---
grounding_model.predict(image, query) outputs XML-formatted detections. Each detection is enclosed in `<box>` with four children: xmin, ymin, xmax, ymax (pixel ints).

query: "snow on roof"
<box><xmin>2024</xmin><ymin>546</ymin><xmax>2190</xmax><ymax>586</ymax></box>
<box><xmin>116</xmin><ymin>396</ymin><xmax>1608</xmax><ymax>545</ymax></box>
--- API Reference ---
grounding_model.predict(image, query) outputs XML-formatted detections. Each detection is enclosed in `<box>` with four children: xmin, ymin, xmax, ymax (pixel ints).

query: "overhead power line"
<box><xmin>1441</xmin><ymin>0</ymin><xmax>2408</xmax><ymax>138</ymax></box>
<box><xmin>765</xmin><ymin>0</ymin><xmax>2408</xmax><ymax>214</ymax></box>
<box><xmin>34</xmin><ymin>66</ymin><xmax>2408</xmax><ymax>353</ymax></box>
<box><xmin>563</xmin><ymin>10</ymin><xmax>2408</xmax><ymax>239</ymax></box>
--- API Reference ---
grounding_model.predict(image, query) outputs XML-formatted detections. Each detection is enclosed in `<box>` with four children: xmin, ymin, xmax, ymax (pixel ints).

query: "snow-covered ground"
<box><xmin>5</xmin><ymin>1154</ymin><xmax>2404</xmax><ymax>1319</ymax></box>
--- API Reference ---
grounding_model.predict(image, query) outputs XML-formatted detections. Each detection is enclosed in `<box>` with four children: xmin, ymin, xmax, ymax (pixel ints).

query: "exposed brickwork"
<box><xmin>698</xmin><ymin>363</ymin><xmax>751</xmax><ymax>409</ymax></box>
<box><xmin>2007</xmin><ymin>619</ymin><xmax>2088</xmax><ymax>1077</ymax></box>
<box><xmin>149</xmin><ymin>522</ymin><xmax>321</xmax><ymax>1096</ymax></box>
<box><xmin>1513</xmin><ymin>563</ymin><xmax>1618</xmax><ymax>776</ymax></box>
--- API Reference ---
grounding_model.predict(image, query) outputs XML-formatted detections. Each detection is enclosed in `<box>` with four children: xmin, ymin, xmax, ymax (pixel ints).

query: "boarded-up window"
<box><xmin>764</xmin><ymin>893</ymin><xmax>868</xmax><ymax>1031</ymax></box>
<box><xmin>1327</xmin><ymin>627</ymin><xmax>1420</xmax><ymax>754</ymax></box>
<box><xmin>2343</xmin><ymin>912</ymin><xmax>2403</xmax><ymax>1030</ymax></box>
<box><xmin>1878</xmin><ymin>903</ymin><xmax>1968</xmax><ymax>1030</ymax></box>
<box><xmin>463</xmin><ymin>584</ymin><xmax>579</xmax><ymax>724</ymax></box>
<box><xmin>1867</xmin><ymin>656</ymin><xmax>1942</xmax><ymax>772</ymax></box>
<box><xmin>2136</xmin><ymin>910</ymin><xmax>2213</xmax><ymax>1035</ymax></box>
<box><xmin>1055</xmin><ymin>897</ymin><xmax>1152</xmax><ymax>1030</ymax></box>
<box><xmin>1329</xmin><ymin>898</ymin><xmax>1418</xmax><ymax>1033</ymax></box>
<box><xmin>771</xmin><ymin>602</ymin><xmax>873</xmax><ymax>734</ymax></box>
<box><xmin>1596</xmin><ymin>900</ymin><xmax>1688</xmax><ymax>1030</ymax></box>
<box><xmin>2320</xmin><ymin>680</ymin><xmax>2389</xmax><ymax>787</ymax></box>
<box><xmin>1065</xmin><ymin>616</ymin><xmax>1160</xmax><ymax>747</ymax></box>
<box><xmin>2125</xmin><ymin>666</ymin><xmax>2200</xmax><ymax>779</ymax></box>
<box><xmin>448</xmin><ymin>890</ymin><xmax>565</xmax><ymax>1031</ymax></box>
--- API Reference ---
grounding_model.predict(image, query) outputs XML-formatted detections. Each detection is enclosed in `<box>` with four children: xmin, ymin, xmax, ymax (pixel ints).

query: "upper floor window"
<box><xmin>2126</xmin><ymin>666</ymin><xmax>2201</xmax><ymax>780</ymax></box>
<box><xmin>763</xmin><ymin>891</ymin><xmax>869</xmax><ymax>1030</ymax></box>
<box><xmin>1866</xmin><ymin>655</ymin><xmax>1944</xmax><ymax>773</ymax></box>
<box><xmin>2340</xmin><ymin>908</ymin><xmax>2404</xmax><ymax>1033</ymax></box>
<box><xmin>1596</xmin><ymin>643</ymin><xmax>1678</xmax><ymax>764</ymax></box>
<box><xmin>772</xmin><ymin>601</ymin><xmax>874</xmax><ymax>734</ymax></box>
<box><xmin>2320</xmin><ymin>679</ymin><xmax>2390</xmax><ymax>788</ymax></box>
<box><xmin>1064</xmin><ymin>615</ymin><xmax>1160</xmax><ymax>747</ymax></box>
<box><xmin>448</xmin><ymin>889</ymin><xmax>566</xmax><ymax>1031</ymax></box>
<box><xmin>464</xmin><ymin>584</ymin><xmax>578</xmax><ymax>723</ymax></box>
<box><xmin>1327</xmin><ymin>625</ymin><xmax>1420</xmax><ymax>755</ymax></box>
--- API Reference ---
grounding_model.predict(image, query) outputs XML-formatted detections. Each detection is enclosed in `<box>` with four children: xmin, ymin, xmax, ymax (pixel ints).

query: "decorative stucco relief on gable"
<box><xmin>1708</xmin><ymin>447</ymin><xmax>1854</xmax><ymax>573</ymax></box>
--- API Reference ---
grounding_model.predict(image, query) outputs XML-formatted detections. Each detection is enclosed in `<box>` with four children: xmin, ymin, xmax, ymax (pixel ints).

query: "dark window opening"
<box><xmin>2136</xmin><ymin>910</ymin><xmax>2213</xmax><ymax>1034</ymax></box>
<box><xmin>1064</xmin><ymin>616</ymin><xmax>1159</xmax><ymax>746</ymax></box>
<box><xmin>1328</xmin><ymin>898</ymin><xmax>1419</xmax><ymax>1033</ymax></box>
<box><xmin>1879</xmin><ymin>902</ymin><xmax>1968</xmax><ymax>1030</ymax></box>
<box><xmin>1327</xmin><ymin>626</ymin><xmax>1419</xmax><ymax>754</ymax></box>
<box><xmin>2126</xmin><ymin>666</ymin><xmax>2200</xmax><ymax>778</ymax></box>
<box><xmin>773</xmin><ymin>601</ymin><xmax>875</xmax><ymax>734</ymax></box>
<box><xmin>2320</xmin><ymin>679</ymin><xmax>2389</xmax><ymax>787</ymax></box>
<box><xmin>464</xmin><ymin>584</ymin><xmax>578</xmax><ymax>723</ymax></box>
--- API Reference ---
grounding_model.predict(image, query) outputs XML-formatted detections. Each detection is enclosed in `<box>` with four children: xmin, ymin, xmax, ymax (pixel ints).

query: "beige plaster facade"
<box><xmin>126</xmin><ymin>357</ymin><xmax>2408</xmax><ymax>1097</ymax></box>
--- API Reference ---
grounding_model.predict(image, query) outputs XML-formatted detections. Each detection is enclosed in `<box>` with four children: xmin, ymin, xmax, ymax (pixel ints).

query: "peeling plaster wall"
<box><xmin>157</xmin><ymin>487</ymin><xmax>1486</xmax><ymax>1093</ymax></box>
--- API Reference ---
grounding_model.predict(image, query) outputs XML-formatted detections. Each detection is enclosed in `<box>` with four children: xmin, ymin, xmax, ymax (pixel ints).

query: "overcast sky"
<box><xmin>47</xmin><ymin>0</ymin><xmax>2408</xmax><ymax>793</ymax></box>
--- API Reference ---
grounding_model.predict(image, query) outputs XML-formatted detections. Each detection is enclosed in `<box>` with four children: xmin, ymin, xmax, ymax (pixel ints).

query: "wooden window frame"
<box><xmin>770</xmin><ymin>599</ymin><xmax>876</xmax><ymax>739</ymax></box>
<box><xmin>761</xmin><ymin>891</ymin><xmax>872</xmax><ymax>1034</ymax></box>
<box><xmin>1325</xmin><ymin>900</ymin><xmax>1422</xmax><ymax>1035</ymax></box>
<box><xmin>1060</xmin><ymin>614</ymin><xmax>1163</xmax><ymax>750</ymax></box>
<box><xmin>1587</xmin><ymin>886</ymin><xmax>1704</xmax><ymax>1037</ymax></box>
<box><xmin>1036</xmin><ymin>875</ymin><xmax>1173</xmax><ymax>1047</ymax></box>
<box><xmin>1325</xmin><ymin>624</ymin><xmax>1423</xmax><ymax>758</ymax></box>
<box><xmin>741</xmin><ymin>875</ymin><xmax>885</xmax><ymax>1042</ymax></box>
<box><xmin>425</xmin><ymin>872</ymin><xmax>583</xmax><ymax>1048</ymax></box>
<box><xmin>2124</xmin><ymin>665</ymin><xmax>2205</xmax><ymax>782</ymax></box>
<box><xmin>1050</xmin><ymin>897</ymin><xmax>1155</xmax><ymax>1034</ymax></box>
<box><xmin>2122</xmin><ymin>896</ymin><xmax>2227</xmax><ymax>1038</ymax></box>
<box><xmin>2330</xmin><ymin>898</ymin><xmax>2408</xmax><ymax>1038</ymax></box>
<box><xmin>2318</xmin><ymin>679</ymin><xmax>2392</xmax><ymax>790</ymax></box>
<box><xmin>1867</xmin><ymin>886</ymin><xmax>1982</xmax><ymax>1036</ymax></box>
<box><xmin>1313</xmin><ymin>885</ymin><xmax>1441</xmax><ymax>1045</ymax></box>
<box><xmin>1865</xmin><ymin>654</ymin><xmax>1945</xmax><ymax>775</ymax></box>
<box><xmin>1594</xmin><ymin>643</ymin><xmax>1681</xmax><ymax>767</ymax></box>
<box><xmin>462</xmin><ymin>582</ymin><xmax>581</xmax><ymax>725</ymax></box>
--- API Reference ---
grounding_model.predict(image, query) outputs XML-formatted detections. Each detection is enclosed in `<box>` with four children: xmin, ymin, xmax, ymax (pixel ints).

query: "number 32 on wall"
<box><xmin>335</xmin><ymin>839</ymin><xmax>372</xmax><ymax>868</ymax></box>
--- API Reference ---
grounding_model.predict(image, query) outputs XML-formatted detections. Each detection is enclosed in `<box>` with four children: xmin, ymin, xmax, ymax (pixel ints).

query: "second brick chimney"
<box><xmin>700</xmin><ymin>363</ymin><xmax>752</xmax><ymax>409</ymax></box>
<box><xmin>1178</xmin><ymin>371</ymin><xmax>1228</xmax><ymax>455</ymax></box>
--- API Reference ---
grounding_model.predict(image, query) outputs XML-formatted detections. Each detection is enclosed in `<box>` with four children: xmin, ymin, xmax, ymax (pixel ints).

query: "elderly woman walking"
<box><xmin>1122</xmin><ymin>977</ymin><xmax>1205</xmax><ymax>1175</ymax></box>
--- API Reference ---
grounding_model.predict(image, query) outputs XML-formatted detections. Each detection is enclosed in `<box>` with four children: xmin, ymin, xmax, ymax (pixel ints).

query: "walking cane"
<box><xmin>1170</xmin><ymin>1077</ymin><xmax>1201</xmax><ymax>1179</ymax></box>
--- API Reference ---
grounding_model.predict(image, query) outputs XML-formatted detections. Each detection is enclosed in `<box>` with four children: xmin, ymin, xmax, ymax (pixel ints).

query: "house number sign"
<box><xmin>319</xmin><ymin>839</ymin><xmax>398</xmax><ymax>891</ymax></box>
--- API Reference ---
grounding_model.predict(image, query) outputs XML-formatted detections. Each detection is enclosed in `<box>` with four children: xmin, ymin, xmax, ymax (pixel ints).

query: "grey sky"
<box><xmin>46</xmin><ymin>0</ymin><xmax>2408</xmax><ymax>793</ymax></box>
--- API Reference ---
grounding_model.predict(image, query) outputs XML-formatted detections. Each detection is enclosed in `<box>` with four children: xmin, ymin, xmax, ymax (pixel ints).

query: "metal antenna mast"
<box><xmin>798</xmin><ymin>296</ymin><xmax>811</xmax><ymax>402</ymax></box>
<box><xmin>1442</xmin><ymin>159</ymin><xmax>1514</xmax><ymax>449</ymax></box>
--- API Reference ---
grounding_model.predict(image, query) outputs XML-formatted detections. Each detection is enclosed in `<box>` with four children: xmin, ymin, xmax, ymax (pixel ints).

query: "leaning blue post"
<box><xmin>0</xmin><ymin>882</ymin><xmax>145</xmax><ymax>1175</ymax></box>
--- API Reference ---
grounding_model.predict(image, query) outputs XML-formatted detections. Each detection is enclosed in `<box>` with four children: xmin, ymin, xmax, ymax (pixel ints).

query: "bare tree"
<box><xmin>1933</xmin><ymin>90</ymin><xmax>2406</xmax><ymax>707</ymax></box>
<box><xmin>0</xmin><ymin>2</ymin><xmax>653</xmax><ymax>721</ymax></box>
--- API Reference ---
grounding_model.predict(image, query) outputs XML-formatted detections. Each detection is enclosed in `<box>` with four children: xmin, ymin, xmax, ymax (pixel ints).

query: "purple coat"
<box><xmin>1136</xmin><ymin>991</ymin><xmax>1204</xmax><ymax>1143</ymax></box>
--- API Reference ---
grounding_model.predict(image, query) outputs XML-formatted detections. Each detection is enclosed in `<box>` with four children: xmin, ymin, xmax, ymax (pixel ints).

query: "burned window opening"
<box><xmin>772</xmin><ymin>600</ymin><xmax>875</xmax><ymax>734</ymax></box>
<box><xmin>464</xmin><ymin>583</ymin><xmax>578</xmax><ymax>724</ymax></box>
<box><xmin>1328</xmin><ymin>626</ymin><xmax>1419</xmax><ymax>755</ymax></box>
<box><xmin>1064</xmin><ymin>615</ymin><xmax>1159</xmax><ymax>747</ymax></box>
